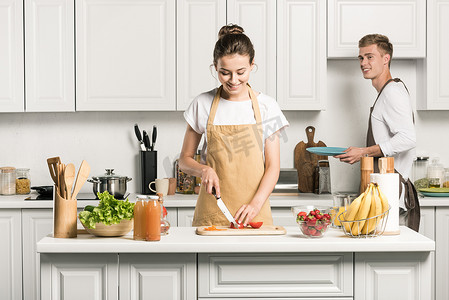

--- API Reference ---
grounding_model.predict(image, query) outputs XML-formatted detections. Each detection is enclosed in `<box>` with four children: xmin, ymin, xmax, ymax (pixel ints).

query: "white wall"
<box><xmin>1</xmin><ymin>59</ymin><xmax>448</xmax><ymax>195</ymax></box>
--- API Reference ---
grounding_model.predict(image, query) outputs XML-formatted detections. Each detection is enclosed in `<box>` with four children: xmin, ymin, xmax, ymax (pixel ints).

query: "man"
<box><xmin>335</xmin><ymin>34</ymin><xmax>419</xmax><ymax>231</ymax></box>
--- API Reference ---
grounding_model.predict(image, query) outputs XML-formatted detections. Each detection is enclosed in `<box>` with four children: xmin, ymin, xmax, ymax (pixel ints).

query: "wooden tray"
<box><xmin>196</xmin><ymin>225</ymin><xmax>286</xmax><ymax>236</ymax></box>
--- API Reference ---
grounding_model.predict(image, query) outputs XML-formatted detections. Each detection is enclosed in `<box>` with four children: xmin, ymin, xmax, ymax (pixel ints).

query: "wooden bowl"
<box><xmin>81</xmin><ymin>219</ymin><xmax>133</xmax><ymax>237</ymax></box>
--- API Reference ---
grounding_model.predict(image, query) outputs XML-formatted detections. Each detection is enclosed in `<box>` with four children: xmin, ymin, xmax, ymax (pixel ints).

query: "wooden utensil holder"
<box><xmin>54</xmin><ymin>187</ymin><xmax>77</xmax><ymax>238</ymax></box>
<box><xmin>360</xmin><ymin>157</ymin><xmax>374</xmax><ymax>193</ymax></box>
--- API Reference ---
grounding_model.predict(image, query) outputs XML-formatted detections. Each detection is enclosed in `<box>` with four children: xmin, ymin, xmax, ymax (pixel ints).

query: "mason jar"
<box><xmin>1</xmin><ymin>167</ymin><xmax>16</xmax><ymax>195</ymax></box>
<box><xmin>16</xmin><ymin>168</ymin><xmax>31</xmax><ymax>194</ymax></box>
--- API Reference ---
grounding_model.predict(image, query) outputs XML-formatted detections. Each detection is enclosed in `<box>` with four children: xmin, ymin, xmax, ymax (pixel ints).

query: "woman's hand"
<box><xmin>201</xmin><ymin>166</ymin><xmax>221</xmax><ymax>196</ymax></box>
<box><xmin>234</xmin><ymin>202</ymin><xmax>263</xmax><ymax>226</ymax></box>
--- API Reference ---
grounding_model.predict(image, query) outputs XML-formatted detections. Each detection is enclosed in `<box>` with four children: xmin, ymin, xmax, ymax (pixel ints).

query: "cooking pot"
<box><xmin>87</xmin><ymin>169</ymin><xmax>132</xmax><ymax>199</ymax></box>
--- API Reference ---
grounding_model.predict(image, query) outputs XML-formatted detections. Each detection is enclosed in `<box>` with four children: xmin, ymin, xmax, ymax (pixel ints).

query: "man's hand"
<box><xmin>335</xmin><ymin>147</ymin><xmax>366</xmax><ymax>164</ymax></box>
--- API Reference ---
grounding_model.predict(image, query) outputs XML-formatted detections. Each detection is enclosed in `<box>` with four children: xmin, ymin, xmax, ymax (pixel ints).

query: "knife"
<box><xmin>151</xmin><ymin>125</ymin><xmax>157</xmax><ymax>151</ymax></box>
<box><xmin>143</xmin><ymin>130</ymin><xmax>151</xmax><ymax>151</ymax></box>
<box><xmin>212</xmin><ymin>188</ymin><xmax>240</xmax><ymax>228</ymax></box>
<box><xmin>134</xmin><ymin>124</ymin><xmax>146</xmax><ymax>151</ymax></box>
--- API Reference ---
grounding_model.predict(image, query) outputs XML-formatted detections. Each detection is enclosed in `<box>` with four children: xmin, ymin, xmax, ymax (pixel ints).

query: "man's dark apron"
<box><xmin>366</xmin><ymin>78</ymin><xmax>420</xmax><ymax>232</ymax></box>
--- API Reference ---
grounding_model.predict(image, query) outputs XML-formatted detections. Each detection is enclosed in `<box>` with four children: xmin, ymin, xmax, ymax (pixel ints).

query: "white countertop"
<box><xmin>1</xmin><ymin>192</ymin><xmax>448</xmax><ymax>208</ymax></box>
<box><xmin>37</xmin><ymin>226</ymin><xmax>434</xmax><ymax>254</ymax></box>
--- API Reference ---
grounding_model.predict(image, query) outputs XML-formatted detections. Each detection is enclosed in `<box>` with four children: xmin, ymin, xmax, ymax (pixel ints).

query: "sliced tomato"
<box><xmin>230</xmin><ymin>222</ymin><xmax>244</xmax><ymax>229</ymax></box>
<box><xmin>249</xmin><ymin>221</ymin><xmax>263</xmax><ymax>229</ymax></box>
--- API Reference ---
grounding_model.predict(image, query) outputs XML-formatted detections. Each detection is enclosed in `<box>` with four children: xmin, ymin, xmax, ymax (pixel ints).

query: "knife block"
<box><xmin>140</xmin><ymin>150</ymin><xmax>157</xmax><ymax>195</ymax></box>
<box><xmin>53</xmin><ymin>187</ymin><xmax>77</xmax><ymax>238</ymax></box>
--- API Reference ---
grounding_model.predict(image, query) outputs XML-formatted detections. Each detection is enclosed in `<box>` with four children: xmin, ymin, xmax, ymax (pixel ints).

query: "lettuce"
<box><xmin>79</xmin><ymin>191</ymin><xmax>134</xmax><ymax>229</ymax></box>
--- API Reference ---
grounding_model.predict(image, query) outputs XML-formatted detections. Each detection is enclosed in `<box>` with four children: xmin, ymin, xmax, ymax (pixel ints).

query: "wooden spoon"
<box><xmin>64</xmin><ymin>163</ymin><xmax>76</xmax><ymax>200</ymax></box>
<box><xmin>46</xmin><ymin>157</ymin><xmax>61</xmax><ymax>186</ymax></box>
<box><xmin>71</xmin><ymin>160</ymin><xmax>91</xmax><ymax>201</ymax></box>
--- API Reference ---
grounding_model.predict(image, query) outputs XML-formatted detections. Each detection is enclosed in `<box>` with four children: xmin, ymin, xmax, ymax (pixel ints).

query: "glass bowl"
<box><xmin>292</xmin><ymin>205</ymin><xmax>332</xmax><ymax>238</ymax></box>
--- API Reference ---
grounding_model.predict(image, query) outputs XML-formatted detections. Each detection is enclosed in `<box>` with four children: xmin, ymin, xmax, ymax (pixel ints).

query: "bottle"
<box><xmin>16</xmin><ymin>168</ymin><xmax>31</xmax><ymax>194</ymax></box>
<box><xmin>443</xmin><ymin>168</ymin><xmax>449</xmax><ymax>188</ymax></box>
<box><xmin>133</xmin><ymin>195</ymin><xmax>148</xmax><ymax>240</ymax></box>
<box><xmin>427</xmin><ymin>158</ymin><xmax>444</xmax><ymax>188</ymax></box>
<box><xmin>1</xmin><ymin>167</ymin><xmax>16</xmax><ymax>195</ymax></box>
<box><xmin>145</xmin><ymin>196</ymin><xmax>161</xmax><ymax>241</ymax></box>
<box><xmin>157</xmin><ymin>193</ymin><xmax>170</xmax><ymax>235</ymax></box>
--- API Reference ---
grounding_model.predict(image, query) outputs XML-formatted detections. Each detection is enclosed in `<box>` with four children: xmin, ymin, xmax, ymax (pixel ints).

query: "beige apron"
<box><xmin>366</xmin><ymin>78</ymin><xmax>420</xmax><ymax>232</ymax></box>
<box><xmin>192</xmin><ymin>85</ymin><xmax>273</xmax><ymax>226</ymax></box>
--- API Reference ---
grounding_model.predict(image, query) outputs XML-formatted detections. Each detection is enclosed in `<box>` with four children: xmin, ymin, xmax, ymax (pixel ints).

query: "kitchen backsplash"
<box><xmin>1</xmin><ymin>60</ymin><xmax>447</xmax><ymax>194</ymax></box>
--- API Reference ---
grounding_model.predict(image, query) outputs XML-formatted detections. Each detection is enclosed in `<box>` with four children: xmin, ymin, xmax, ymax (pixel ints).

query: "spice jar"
<box><xmin>427</xmin><ymin>158</ymin><xmax>444</xmax><ymax>188</ymax></box>
<box><xmin>16</xmin><ymin>168</ymin><xmax>31</xmax><ymax>194</ymax></box>
<box><xmin>1</xmin><ymin>167</ymin><xmax>16</xmax><ymax>195</ymax></box>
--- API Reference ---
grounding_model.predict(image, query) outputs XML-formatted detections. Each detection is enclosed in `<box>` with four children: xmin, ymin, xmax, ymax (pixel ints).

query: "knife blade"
<box><xmin>134</xmin><ymin>124</ymin><xmax>146</xmax><ymax>151</ymax></box>
<box><xmin>142</xmin><ymin>130</ymin><xmax>151</xmax><ymax>151</ymax></box>
<box><xmin>212</xmin><ymin>188</ymin><xmax>240</xmax><ymax>228</ymax></box>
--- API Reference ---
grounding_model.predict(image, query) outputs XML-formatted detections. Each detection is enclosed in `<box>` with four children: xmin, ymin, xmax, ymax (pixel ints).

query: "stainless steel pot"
<box><xmin>88</xmin><ymin>169</ymin><xmax>132</xmax><ymax>199</ymax></box>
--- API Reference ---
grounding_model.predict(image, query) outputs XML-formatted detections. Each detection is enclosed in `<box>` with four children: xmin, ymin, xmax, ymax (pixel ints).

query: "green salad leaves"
<box><xmin>79</xmin><ymin>191</ymin><xmax>134</xmax><ymax>229</ymax></box>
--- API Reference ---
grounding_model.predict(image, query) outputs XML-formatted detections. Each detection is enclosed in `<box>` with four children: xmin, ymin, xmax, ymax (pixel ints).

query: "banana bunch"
<box><xmin>342</xmin><ymin>182</ymin><xmax>389</xmax><ymax>236</ymax></box>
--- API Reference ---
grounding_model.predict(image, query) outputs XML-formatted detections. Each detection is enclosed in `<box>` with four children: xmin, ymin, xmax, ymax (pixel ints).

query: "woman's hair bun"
<box><xmin>218</xmin><ymin>24</ymin><xmax>244</xmax><ymax>39</ymax></box>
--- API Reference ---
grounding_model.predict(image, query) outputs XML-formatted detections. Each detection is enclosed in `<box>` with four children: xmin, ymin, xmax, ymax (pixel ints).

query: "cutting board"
<box><xmin>196</xmin><ymin>225</ymin><xmax>286</xmax><ymax>236</ymax></box>
<box><xmin>294</xmin><ymin>126</ymin><xmax>327</xmax><ymax>193</ymax></box>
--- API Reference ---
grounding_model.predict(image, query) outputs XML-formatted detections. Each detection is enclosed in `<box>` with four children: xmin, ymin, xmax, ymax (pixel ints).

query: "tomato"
<box><xmin>249</xmin><ymin>221</ymin><xmax>263</xmax><ymax>229</ymax></box>
<box><xmin>162</xmin><ymin>206</ymin><xmax>167</xmax><ymax>217</ymax></box>
<box><xmin>230</xmin><ymin>222</ymin><xmax>244</xmax><ymax>229</ymax></box>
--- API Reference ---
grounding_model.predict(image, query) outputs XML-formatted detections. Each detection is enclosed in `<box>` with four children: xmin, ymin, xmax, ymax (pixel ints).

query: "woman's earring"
<box><xmin>252</xmin><ymin>64</ymin><xmax>259</xmax><ymax>73</ymax></box>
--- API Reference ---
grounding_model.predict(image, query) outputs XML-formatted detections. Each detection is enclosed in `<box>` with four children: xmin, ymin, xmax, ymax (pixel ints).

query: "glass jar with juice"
<box><xmin>134</xmin><ymin>195</ymin><xmax>161</xmax><ymax>241</ymax></box>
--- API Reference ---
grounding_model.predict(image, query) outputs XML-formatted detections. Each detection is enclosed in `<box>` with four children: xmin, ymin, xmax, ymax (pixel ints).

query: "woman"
<box><xmin>179</xmin><ymin>24</ymin><xmax>289</xmax><ymax>226</ymax></box>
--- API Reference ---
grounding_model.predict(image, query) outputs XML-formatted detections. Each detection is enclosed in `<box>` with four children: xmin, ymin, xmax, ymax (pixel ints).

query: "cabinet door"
<box><xmin>25</xmin><ymin>0</ymin><xmax>74</xmax><ymax>112</ymax></box>
<box><xmin>436</xmin><ymin>207</ymin><xmax>449</xmax><ymax>300</ymax></box>
<box><xmin>22</xmin><ymin>209</ymin><xmax>53</xmax><ymax>300</ymax></box>
<box><xmin>76</xmin><ymin>0</ymin><xmax>175</xmax><ymax>111</ymax></box>
<box><xmin>0</xmin><ymin>0</ymin><xmax>24</xmax><ymax>112</ymax></box>
<box><xmin>119</xmin><ymin>253</ymin><xmax>196</xmax><ymax>300</ymax></box>
<box><xmin>277</xmin><ymin>0</ymin><xmax>326</xmax><ymax>110</ymax></box>
<box><xmin>419</xmin><ymin>206</ymin><xmax>435</xmax><ymax>240</ymax></box>
<box><xmin>419</xmin><ymin>0</ymin><xmax>449</xmax><ymax>110</ymax></box>
<box><xmin>0</xmin><ymin>209</ymin><xmax>22</xmax><ymax>299</ymax></box>
<box><xmin>40</xmin><ymin>253</ymin><xmax>118</xmax><ymax>300</ymax></box>
<box><xmin>328</xmin><ymin>0</ymin><xmax>426</xmax><ymax>58</ymax></box>
<box><xmin>227</xmin><ymin>0</ymin><xmax>276</xmax><ymax>98</ymax></box>
<box><xmin>178</xmin><ymin>207</ymin><xmax>195</xmax><ymax>226</ymax></box>
<box><xmin>355</xmin><ymin>252</ymin><xmax>432</xmax><ymax>300</ymax></box>
<box><xmin>177</xmin><ymin>0</ymin><xmax>225</xmax><ymax>111</ymax></box>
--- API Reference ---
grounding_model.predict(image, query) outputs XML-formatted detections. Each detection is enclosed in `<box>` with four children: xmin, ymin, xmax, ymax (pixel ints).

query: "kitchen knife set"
<box><xmin>46</xmin><ymin>157</ymin><xmax>90</xmax><ymax>200</ymax></box>
<box><xmin>134</xmin><ymin>124</ymin><xmax>157</xmax><ymax>152</ymax></box>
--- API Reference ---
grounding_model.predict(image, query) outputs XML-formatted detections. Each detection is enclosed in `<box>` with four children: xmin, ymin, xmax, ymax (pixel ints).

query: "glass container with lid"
<box><xmin>1</xmin><ymin>167</ymin><xmax>16</xmax><ymax>195</ymax></box>
<box><xmin>443</xmin><ymin>168</ymin><xmax>449</xmax><ymax>188</ymax></box>
<box><xmin>133</xmin><ymin>195</ymin><xmax>161</xmax><ymax>241</ymax></box>
<box><xmin>427</xmin><ymin>158</ymin><xmax>444</xmax><ymax>188</ymax></box>
<box><xmin>412</xmin><ymin>157</ymin><xmax>429</xmax><ymax>188</ymax></box>
<box><xmin>16</xmin><ymin>168</ymin><xmax>31</xmax><ymax>194</ymax></box>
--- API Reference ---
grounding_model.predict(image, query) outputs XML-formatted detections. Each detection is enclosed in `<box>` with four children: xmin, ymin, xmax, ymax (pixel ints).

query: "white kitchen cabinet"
<box><xmin>435</xmin><ymin>207</ymin><xmax>449</xmax><ymax>300</ymax></box>
<box><xmin>76</xmin><ymin>0</ymin><xmax>175</xmax><ymax>111</ymax></box>
<box><xmin>177</xmin><ymin>207</ymin><xmax>195</xmax><ymax>226</ymax></box>
<box><xmin>166</xmin><ymin>207</ymin><xmax>178</xmax><ymax>227</ymax></box>
<box><xmin>24</xmin><ymin>0</ymin><xmax>74</xmax><ymax>112</ymax></box>
<box><xmin>419</xmin><ymin>206</ymin><xmax>435</xmax><ymax>240</ymax></box>
<box><xmin>0</xmin><ymin>209</ymin><xmax>22</xmax><ymax>299</ymax></box>
<box><xmin>328</xmin><ymin>0</ymin><xmax>426</xmax><ymax>58</ymax></box>
<box><xmin>227</xmin><ymin>0</ymin><xmax>276</xmax><ymax>98</ymax></box>
<box><xmin>198</xmin><ymin>253</ymin><xmax>353</xmax><ymax>298</ymax></box>
<box><xmin>355</xmin><ymin>252</ymin><xmax>432</xmax><ymax>300</ymax></box>
<box><xmin>418</xmin><ymin>0</ymin><xmax>449</xmax><ymax>110</ymax></box>
<box><xmin>119</xmin><ymin>253</ymin><xmax>197</xmax><ymax>300</ymax></box>
<box><xmin>40</xmin><ymin>253</ymin><xmax>118</xmax><ymax>300</ymax></box>
<box><xmin>176</xmin><ymin>0</ymin><xmax>224</xmax><ymax>111</ymax></box>
<box><xmin>277</xmin><ymin>0</ymin><xmax>326</xmax><ymax>110</ymax></box>
<box><xmin>0</xmin><ymin>0</ymin><xmax>24</xmax><ymax>112</ymax></box>
<box><xmin>22</xmin><ymin>209</ymin><xmax>53</xmax><ymax>300</ymax></box>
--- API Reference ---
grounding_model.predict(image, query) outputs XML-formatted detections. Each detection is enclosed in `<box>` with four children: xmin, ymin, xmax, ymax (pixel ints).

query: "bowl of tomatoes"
<box><xmin>292</xmin><ymin>206</ymin><xmax>332</xmax><ymax>238</ymax></box>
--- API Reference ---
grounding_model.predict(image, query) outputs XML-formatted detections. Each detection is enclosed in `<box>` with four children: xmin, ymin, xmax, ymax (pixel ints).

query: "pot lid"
<box><xmin>93</xmin><ymin>169</ymin><xmax>128</xmax><ymax>180</ymax></box>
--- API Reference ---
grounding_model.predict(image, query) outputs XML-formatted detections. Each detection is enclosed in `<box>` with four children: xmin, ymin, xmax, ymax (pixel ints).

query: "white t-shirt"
<box><xmin>184</xmin><ymin>88</ymin><xmax>289</xmax><ymax>161</ymax></box>
<box><xmin>371</xmin><ymin>81</ymin><xmax>416</xmax><ymax>208</ymax></box>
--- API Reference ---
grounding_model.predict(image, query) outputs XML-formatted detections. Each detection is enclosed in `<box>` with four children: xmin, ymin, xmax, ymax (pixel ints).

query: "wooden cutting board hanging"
<box><xmin>294</xmin><ymin>126</ymin><xmax>328</xmax><ymax>193</ymax></box>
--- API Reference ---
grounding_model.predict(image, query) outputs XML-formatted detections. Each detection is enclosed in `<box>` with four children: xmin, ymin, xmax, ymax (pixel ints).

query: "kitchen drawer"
<box><xmin>199</xmin><ymin>298</ymin><xmax>353</xmax><ymax>300</ymax></box>
<box><xmin>198</xmin><ymin>253</ymin><xmax>353</xmax><ymax>298</ymax></box>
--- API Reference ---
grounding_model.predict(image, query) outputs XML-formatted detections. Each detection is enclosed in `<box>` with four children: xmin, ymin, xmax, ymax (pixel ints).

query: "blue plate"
<box><xmin>306</xmin><ymin>147</ymin><xmax>346</xmax><ymax>156</ymax></box>
<box><xmin>420</xmin><ymin>191</ymin><xmax>449</xmax><ymax>197</ymax></box>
